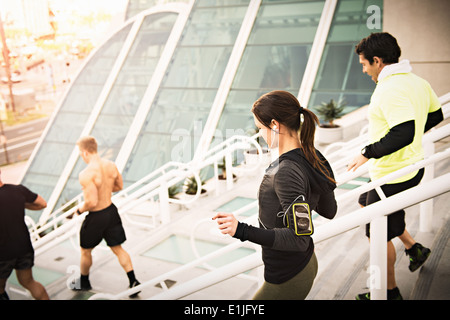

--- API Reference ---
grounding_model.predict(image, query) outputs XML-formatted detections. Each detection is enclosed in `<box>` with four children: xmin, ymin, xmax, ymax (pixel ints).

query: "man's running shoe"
<box><xmin>129</xmin><ymin>280</ymin><xmax>141</xmax><ymax>298</ymax></box>
<box><xmin>71</xmin><ymin>276</ymin><xmax>92</xmax><ymax>291</ymax></box>
<box><xmin>0</xmin><ymin>292</ymin><xmax>10</xmax><ymax>300</ymax></box>
<box><xmin>356</xmin><ymin>287</ymin><xmax>403</xmax><ymax>300</ymax></box>
<box><xmin>405</xmin><ymin>243</ymin><xmax>431</xmax><ymax>272</ymax></box>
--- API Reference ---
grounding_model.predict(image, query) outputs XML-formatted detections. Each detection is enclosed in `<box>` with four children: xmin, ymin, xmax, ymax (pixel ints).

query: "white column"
<box><xmin>297</xmin><ymin>0</ymin><xmax>337</xmax><ymax>107</ymax></box>
<box><xmin>420</xmin><ymin>143</ymin><xmax>435</xmax><ymax>232</ymax></box>
<box><xmin>369</xmin><ymin>216</ymin><xmax>387</xmax><ymax>300</ymax></box>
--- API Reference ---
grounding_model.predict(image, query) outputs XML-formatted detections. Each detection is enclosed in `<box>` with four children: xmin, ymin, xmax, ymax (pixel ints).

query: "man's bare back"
<box><xmin>79</xmin><ymin>157</ymin><xmax>123</xmax><ymax>212</ymax></box>
<box><xmin>74</xmin><ymin>136</ymin><xmax>139</xmax><ymax>296</ymax></box>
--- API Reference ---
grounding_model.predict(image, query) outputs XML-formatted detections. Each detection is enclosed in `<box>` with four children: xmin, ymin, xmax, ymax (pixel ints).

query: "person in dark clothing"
<box><xmin>0</xmin><ymin>169</ymin><xmax>49</xmax><ymax>300</ymax></box>
<box><xmin>213</xmin><ymin>90</ymin><xmax>337</xmax><ymax>299</ymax></box>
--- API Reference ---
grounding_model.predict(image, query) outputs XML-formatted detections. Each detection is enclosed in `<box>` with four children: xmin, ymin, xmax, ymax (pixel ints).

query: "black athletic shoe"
<box><xmin>356</xmin><ymin>287</ymin><xmax>403</xmax><ymax>300</ymax></box>
<box><xmin>405</xmin><ymin>243</ymin><xmax>431</xmax><ymax>272</ymax></box>
<box><xmin>129</xmin><ymin>280</ymin><xmax>141</xmax><ymax>298</ymax></box>
<box><xmin>355</xmin><ymin>292</ymin><xmax>371</xmax><ymax>300</ymax></box>
<box><xmin>0</xmin><ymin>291</ymin><xmax>10</xmax><ymax>300</ymax></box>
<box><xmin>71</xmin><ymin>277</ymin><xmax>92</xmax><ymax>291</ymax></box>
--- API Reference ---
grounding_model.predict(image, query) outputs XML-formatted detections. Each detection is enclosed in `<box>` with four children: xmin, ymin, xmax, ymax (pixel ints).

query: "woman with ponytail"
<box><xmin>213</xmin><ymin>90</ymin><xmax>337</xmax><ymax>300</ymax></box>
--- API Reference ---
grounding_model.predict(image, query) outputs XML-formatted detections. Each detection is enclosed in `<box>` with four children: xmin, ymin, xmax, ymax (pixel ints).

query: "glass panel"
<box><xmin>58</xmin><ymin>84</ymin><xmax>105</xmax><ymax>113</ymax></box>
<box><xmin>309</xmin><ymin>0</ymin><xmax>383</xmax><ymax>114</ymax></box>
<box><xmin>213</xmin><ymin>0</ymin><xmax>325</xmax><ymax>145</ymax></box>
<box><xmin>248</xmin><ymin>1</ymin><xmax>324</xmax><ymax>45</ymax></box>
<box><xmin>100</xmin><ymin>84</ymin><xmax>148</xmax><ymax>116</ymax></box>
<box><xmin>144</xmin><ymin>89</ymin><xmax>217</xmax><ymax>133</ymax></box>
<box><xmin>163</xmin><ymin>46</ymin><xmax>232</xmax><ymax>88</ymax></box>
<box><xmin>124</xmin><ymin>134</ymin><xmax>180</xmax><ymax>183</ymax></box>
<box><xmin>125</xmin><ymin>0</ymin><xmax>190</xmax><ymax>20</ymax></box>
<box><xmin>44</xmin><ymin>112</ymin><xmax>89</xmax><ymax>143</ymax></box>
<box><xmin>123</xmin><ymin>89</ymin><xmax>215</xmax><ymax>185</ymax></box>
<box><xmin>232</xmin><ymin>45</ymin><xmax>310</xmax><ymax>91</ymax></box>
<box><xmin>314</xmin><ymin>44</ymin><xmax>351</xmax><ymax>90</ymax></box>
<box><xmin>196</xmin><ymin>0</ymin><xmax>249</xmax><ymax>7</ymax></box>
<box><xmin>21</xmin><ymin>24</ymin><xmax>133</xmax><ymax>210</ymax></box>
<box><xmin>53</xmin><ymin>12</ymin><xmax>178</xmax><ymax>209</ymax></box>
<box><xmin>180</xmin><ymin>6</ymin><xmax>247</xmax><ymax>45</ymax></box>
<box><xmin>122</xmin><ymin>2</ymin><xmax>250</xmax><ymax>186</ymax></box>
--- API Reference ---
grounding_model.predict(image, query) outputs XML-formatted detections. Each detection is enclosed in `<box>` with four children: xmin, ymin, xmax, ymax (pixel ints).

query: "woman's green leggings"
<box><xmin>252</xmin><ymin>252</ymin><xmax>318</xmax><ymax>300</ymax></box>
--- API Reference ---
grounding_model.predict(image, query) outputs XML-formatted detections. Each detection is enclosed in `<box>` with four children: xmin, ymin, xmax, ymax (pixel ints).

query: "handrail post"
<box><xmin>213</xmin><ymin>159</ymin><xmax>220</xmax><ymax>196</ymax></box>
<box><xmin>369</xmin><ymin>216</ymin><xmax>387</xmax><ymax>300</ymax></box>
<box><xmin>225</xmin><ymin>151</ymin><xmax>233</xmax><ymax>190</ymax></box>
<box><xmin>159</xmin><ymin>180</ymin><xmax>170</xmax><ymax>224</ymax></box>
<box><xmin>420</xmin><ymin>143</ymin><xmax>435</xmax><ymax>232</ymax></box>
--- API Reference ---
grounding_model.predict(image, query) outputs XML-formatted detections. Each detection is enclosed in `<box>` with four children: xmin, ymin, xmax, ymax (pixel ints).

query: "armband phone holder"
<box><xmin>285</xmin><ymin>195</ymin><xmax>313</xmax><ymax>236</ymax></box>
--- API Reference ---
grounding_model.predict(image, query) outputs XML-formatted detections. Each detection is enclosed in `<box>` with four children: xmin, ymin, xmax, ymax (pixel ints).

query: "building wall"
<box><xmin>383</xmin><ymin>0</ymin><xmax>450</xmax><ymax>96</ymax></box>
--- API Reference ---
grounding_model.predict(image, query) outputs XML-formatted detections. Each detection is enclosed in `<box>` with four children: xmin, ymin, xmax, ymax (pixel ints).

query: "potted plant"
<box><xmin>218</xmin><ymin>157</ymin><xmax>237</xmax><ymax>181</ymax></box>
<box><xmin>181</xmin><ymin>174</ymin><xmax>207</xmax><ymax>209</ymax></box>
<box><xmin>166</xmin><ymin>184</ymin><xmax>182</xmax><ymax>212</ymax></box>
<box><xmin>183</xmin><ymin>175</ymin><xmax>207</xmax><ymax>196</ymax></box>
<box><xmin>315</xmin><ymin>99</ymin><xmax>346</xmax><ymax>144</ymax></box>
<box><xmin>168</xmin><ymin>184</ymin><xmax>181</xmax><ymax>199</ymax></box>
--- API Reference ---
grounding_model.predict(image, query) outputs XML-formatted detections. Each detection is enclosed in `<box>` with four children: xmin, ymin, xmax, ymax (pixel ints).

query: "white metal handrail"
<box><xmin>89</xmin><ymin>199</ymin><xmax>261</xmax><ymax>300</ymax></box>
<box><xmin>87</xmin><ymin>119</ymin><xmax>450</xmax><ymax>300</ymax></box>
<box><xmin>88</xmin><ymin>143</ymin><xmax>450</xmax><ymax>300</ymax></box>
<box><xmin>32</xmin><ymin>162</ymin><xmax>202</xmax><ymax>255</ymax></box>
<box><xmin>32</xmin><ymin>134</ymin><xmax>265</xmax><ymax>255</ymax></box>
<box><xmin>145</xmin><ymin>168</ymin><xmax>450</xmax><ymax>300</ymax></box>
<box><xmin>31</xmin><ymin>90</ymin><xmax>449</xmax><ymax>250</ymax></box>
<box><xmin>188</xmin><ymin>202</ymin><xmax>259</xmax><ymax>277</ymax></box>
<box><xmin>144</xmin><ymin>172</ymin><xmax>450</xmax><ymax>300</ymax></box>
<box><xmin>32</xmin><ymin>93</ymin><xmax>450</xmax><ymax>297</ymax></box>
<box><xmin>336</xmin><ymin>147</ymin><xmax>450</xmax><ymax>204</ymax></box>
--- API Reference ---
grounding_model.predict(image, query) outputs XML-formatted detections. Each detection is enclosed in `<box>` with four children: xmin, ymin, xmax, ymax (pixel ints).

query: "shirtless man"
<box><xmin>75</xmin><ymin>136</ymin><xmax>140</xmax><ymax>297</ymax></box>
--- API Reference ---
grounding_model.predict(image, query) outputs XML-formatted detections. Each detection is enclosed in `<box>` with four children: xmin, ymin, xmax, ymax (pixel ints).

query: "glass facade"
<box><xmin>214</xmin><ymin>0</ymin><xmax>325</xmax><ymax>146</ymax></box>
<box><xmin>21</xmin><ymin>25</ymin><xmax>132</xmax><ymax>220</ymax></box>
<box><xmin>125</xmin><ymin>0</ymin><xmax>190</xmax><ymax>20</ymax></box>
<box><xmin>54</xmin><ymin>12</ymin><xmax>178</xmax><ymax>208</ymax></box>
<box><xmin>122</xmin><ymin>1</ymin><xmax>251</xmax><ymax>186</ymax></box>
<box><xmin>22</xmin><ymin>0</ymin><xmax>383</xmax><ymax>216</ymax></box>
<box><xmin>309</xmin><ymin>0</ymin><xmax>383</xmax><ymax>115</ymax></box>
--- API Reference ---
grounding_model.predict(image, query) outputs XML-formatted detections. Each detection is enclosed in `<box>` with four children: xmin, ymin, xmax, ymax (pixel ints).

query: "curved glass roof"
<box><xmin>21</xmin><ymin>0</ymin><xmax>383</xmax><ymax>219</ymax></box>
<box><xmin>122</xmin><ymin>1</ymin><xmax>251</xmax><ymax>185</ymax></box>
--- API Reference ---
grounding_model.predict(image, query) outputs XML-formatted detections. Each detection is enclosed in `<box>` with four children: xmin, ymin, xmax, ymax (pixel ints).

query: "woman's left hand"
<box><xmin>212</xmin><ymin>212</ymin><xmax>238</xmax><ymax>236</ymax></box>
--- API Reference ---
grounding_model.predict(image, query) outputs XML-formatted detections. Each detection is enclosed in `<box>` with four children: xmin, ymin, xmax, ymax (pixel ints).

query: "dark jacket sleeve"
<box><xmin>233</xmin><ymin>162</ymin><xmax>311</xmax><ymax>252</ymax></box>
<box><xmin>315</xmin><ymin>191</ymin><xmax>337</xmax><ymax>219</ymax></box>
<box><xmin>363</xmin><ymin>120</ymin><xmax>415</xmax><ymax>159</ymax></box>
<box><xmin>424</xmin><ymin>108</ymin><xmax>443</xmax><ymax>132</ymax></box>
<box><xmin>364</xmin><ymin>107</ymin><xmax>444</xmax><ymax>159</ymax></box>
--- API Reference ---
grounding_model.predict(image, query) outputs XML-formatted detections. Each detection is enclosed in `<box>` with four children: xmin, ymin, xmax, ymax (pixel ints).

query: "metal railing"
<box><xmin>140</xmin><ymin>173</ymin><xmax>450</xmax><ymax>300</ymax></box>
<box><xmin>30</xmin><ymin>93</ymin><xmax>450</xmax><ymax>298</ymax></box>
<box><xmin>89</xmin><ymin>200</ymin><xmax>262</xmax><ymax>300</ymax></box>
<box><xmin>88</xmin><ymin>121</ymin><xmax>450</xmax><ymax>300</ymax></box>
<box><xmin>141</xmin><ymin>148</ymin><xmax>450</xmax><ymax>300</ymax></box>
<box><xmin>32</xmin><ymin>134</ymin><xmax>265</xmax><ymax>256</ymax></box>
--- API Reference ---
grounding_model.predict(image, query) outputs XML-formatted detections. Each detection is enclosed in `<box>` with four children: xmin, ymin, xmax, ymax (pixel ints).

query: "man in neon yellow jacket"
<box><xmin>348</xmin><ymin>32</ymin><xmax>443</xmax><ymax>300</ymax></box>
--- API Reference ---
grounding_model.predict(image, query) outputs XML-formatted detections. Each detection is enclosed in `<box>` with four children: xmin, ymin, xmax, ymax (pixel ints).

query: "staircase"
<box><xmin>6</xmin><ymin>94</ymin><xmax>450</xmax><ymax>300</ymax></box>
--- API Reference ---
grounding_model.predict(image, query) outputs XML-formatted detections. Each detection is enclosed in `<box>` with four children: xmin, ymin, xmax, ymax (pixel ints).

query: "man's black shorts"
<box><xmin>358</xmin><ymin>168</ymin><xmax>424</xmax><ymax>241</ymax></box>
<box><xmin>80</xmin><ymin>203</ymin><xmax>126</xmax><ymax>249</ymax></box>
<box><xmin>0</xmin><ymin>251</ymin><xmax>34</xmax><ymax>279</ymax></box>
